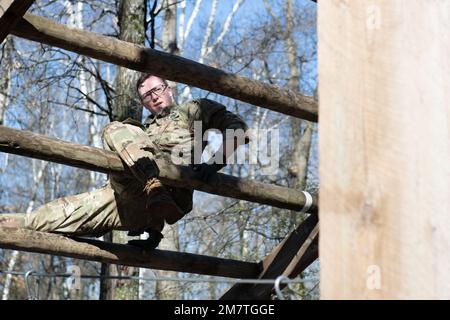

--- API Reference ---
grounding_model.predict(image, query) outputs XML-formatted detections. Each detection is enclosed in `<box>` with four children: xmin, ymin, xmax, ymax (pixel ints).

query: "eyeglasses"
<box><xmin>140</xmin><ymin>84</ymin><xmax>168</xmax><ymax>101</ymax></box>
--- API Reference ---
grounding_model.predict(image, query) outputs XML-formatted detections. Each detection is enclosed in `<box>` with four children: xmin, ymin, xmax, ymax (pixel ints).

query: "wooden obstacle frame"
<box><xmin>0</xmin><ymin>0</ymin><xmax>319</xmax><ymax>300</ymax></box>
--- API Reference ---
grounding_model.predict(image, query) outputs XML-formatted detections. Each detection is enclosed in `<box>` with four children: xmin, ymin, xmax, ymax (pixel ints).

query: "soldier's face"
<box><xmin>138</xmin><ymin>76</ymin><xmax>174</xmax><ymax>115</ymax></box>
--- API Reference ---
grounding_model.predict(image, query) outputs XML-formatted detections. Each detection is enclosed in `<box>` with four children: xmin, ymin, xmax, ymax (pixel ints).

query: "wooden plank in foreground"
<box><xmin>319</xmin><ymin>1</ymin><xmax>450</xmax><ymax>299</ymax></box>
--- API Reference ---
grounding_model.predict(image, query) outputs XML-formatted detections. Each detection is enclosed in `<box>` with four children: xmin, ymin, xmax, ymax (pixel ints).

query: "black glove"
<box><xmin>191</xmin><ymin>162</ymin><xmax>226</xmax><ymax>182</ymax></box>
<box><xmin>127</xmin><ymin>229</ymin><xmax>163</xmax><ymax>251</ymax></box>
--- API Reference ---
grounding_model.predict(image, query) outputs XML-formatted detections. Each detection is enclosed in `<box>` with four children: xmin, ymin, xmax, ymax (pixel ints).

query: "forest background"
<box><xmin>0</xmin><ymin>0</ymin><xmax>318</xmax><ymax>300</ymax></box>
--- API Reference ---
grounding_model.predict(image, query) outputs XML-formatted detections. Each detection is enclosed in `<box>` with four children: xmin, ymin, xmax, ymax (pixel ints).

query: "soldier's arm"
<box><xmin>196</xmin><ymin>98</ymin><xmax>248</xmax><ymax>132</ymax></box>
<box><xmin>192</xmin><ymin>98</ymin><xmax>250</xmax><ymax>165</ymax></box>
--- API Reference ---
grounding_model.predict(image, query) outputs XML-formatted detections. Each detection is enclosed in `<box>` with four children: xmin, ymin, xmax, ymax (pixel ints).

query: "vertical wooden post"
<box><xmin>319</xmin><ymin>1</ymin><xmax>450</xmax><ymax>299</ymax></box>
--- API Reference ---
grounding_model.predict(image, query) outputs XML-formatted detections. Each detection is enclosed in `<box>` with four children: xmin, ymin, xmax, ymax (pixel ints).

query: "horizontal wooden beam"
<box><xmin>0</xmin><ymin>125</ymin><xmax>318</xmax><ymax>213</ymax></box>
<box><xmin>0</xmin><ymin>227</ymin><xmax>260</xmax><ymax>278</ymax></box>
<box><xmin>10</xmin><ymin>13</ymin><xmax>318</xmax><ymax>122</ymax></box>
<box><xmin>220</xmin><ymin>213</ymin><xmax>319</xmax><ymax>299</ymax></box>
<box><xmin>0</xmin><ymin>0</ymin><xmax>34</xmax><ymax>43</ymax></box>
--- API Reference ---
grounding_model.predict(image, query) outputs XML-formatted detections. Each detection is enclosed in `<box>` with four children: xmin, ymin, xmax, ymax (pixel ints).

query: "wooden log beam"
<box><xmin>0</xmin><ymin>0</ymin><xmax>34</xmax><ymax>43</ymax></box>
<box><xmin>0</xmin><ymin>125</ymin><xmax>318</xmax><ymax>213</ymax></box>
<box><xmin>10</xmin><ymin>13</ymin><xmax>318</xmax><ymax>122</ymax></box>
<box><xmin>0</xmin><ymin>227</ymin><xmax>260</xmax><ymax>278</ymax></box>
<box><xmin>220</xmin><ymin>213</ymin><xmax>319</xmax><ymax>300</ymax></box>
<box><xmin>319</xmin><ymin>1</ymin><xmax>450</xmax><ymax>298</ymax></box>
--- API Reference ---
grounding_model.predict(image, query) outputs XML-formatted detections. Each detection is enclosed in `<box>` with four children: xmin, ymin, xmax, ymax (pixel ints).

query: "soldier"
<box><xmin>0</xmin><ymin>74</ymin><xmax>248</xmax><ymax>250</ymax></box>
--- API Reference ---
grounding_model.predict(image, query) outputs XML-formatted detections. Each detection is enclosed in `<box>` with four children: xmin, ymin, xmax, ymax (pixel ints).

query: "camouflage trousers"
<box><xmin>20</xmin><ymin>122</ymin><xmax>185</xmax><ymax>237</ymax></box>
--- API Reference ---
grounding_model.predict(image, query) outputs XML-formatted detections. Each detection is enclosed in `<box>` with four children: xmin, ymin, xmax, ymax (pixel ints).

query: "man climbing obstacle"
<box><xmin>0</xmin><ymin>74</ymin><xmax>248</xmax><ymax>250</ymax></box>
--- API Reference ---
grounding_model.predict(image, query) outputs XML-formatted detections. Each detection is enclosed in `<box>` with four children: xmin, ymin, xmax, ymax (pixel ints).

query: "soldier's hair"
<box><xmin>136</xmin><ymin>73</ymin><xmax>169</xmax><ymax>94</ymax></box>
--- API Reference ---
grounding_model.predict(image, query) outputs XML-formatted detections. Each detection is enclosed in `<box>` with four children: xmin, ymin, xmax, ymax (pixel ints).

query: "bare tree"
<box><xmin>101</xmin><ymin>0</ymin><xmax>146</xmax><ymax>300</ymax></box>
<box><xmin>0</xmin><ymin>37</ymin><xmax>12</xmax><ymax>126</ymax></box>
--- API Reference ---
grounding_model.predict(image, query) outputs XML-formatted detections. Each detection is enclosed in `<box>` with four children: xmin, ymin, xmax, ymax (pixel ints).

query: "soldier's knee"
<box><xmin>103</xmin><ymin>120</ymin><xmax>152</xmax><ymax>152</ymax></box>
<box><xmin>102</xmin><ymin>121</ymin><xmax>127</xmax><ymax>150</ymax></box>
<box><xmin>102</xmin><ymin>121</ymin><xmax>120</xmax><ymax>141</ymax></box>
<box><xmin>102</xmin><ymin>121</ymin><xmax>145</xmax><ymax>141</ymax></box>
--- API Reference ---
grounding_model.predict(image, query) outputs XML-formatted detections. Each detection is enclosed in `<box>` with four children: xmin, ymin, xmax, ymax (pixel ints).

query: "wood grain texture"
<box><xmin>0</xmin><ymin>125</ymin><xmax>318</xmax><ymax>212</ymax></box>
<box><xmin>319</xmin><ymin>1</ymin><xmax>450</xmax><ymax>299</ymax></box>
<box><xmin>11</xmin><ymin>13</ymin><xmax>317</xmax><ymax>121</ymax></box>
<box><xmin>0</xmin><ymin>227</ymin><xmax>260</xmax><ymax>278</ymax></box>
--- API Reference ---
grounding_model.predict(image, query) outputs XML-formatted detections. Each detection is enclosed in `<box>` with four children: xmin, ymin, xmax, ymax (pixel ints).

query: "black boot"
<box><xmin>127</xmin><ymin>229</ymin><xmax>163</xmax><ymax>250</ymax></box>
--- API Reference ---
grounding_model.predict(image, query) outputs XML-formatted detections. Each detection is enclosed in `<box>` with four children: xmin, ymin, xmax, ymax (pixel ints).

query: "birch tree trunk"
<box><xmin>65</xmin><ymin>0</ymin><xmax>114</xmax><ymax>299</ymax></box>
<box><xmin>0</xmin><ymin>37</ymin><xmax>12</xmax><ymax>125</ymax></box>
<box><xmin>1</xmin><ymin>160</ymin><xmax>46</xmax><ymax>300</ymax></box>
<box><xmin>0</xmin><ymin>36</ymin><xmax>12</xmax><ymax>171</ymax></box>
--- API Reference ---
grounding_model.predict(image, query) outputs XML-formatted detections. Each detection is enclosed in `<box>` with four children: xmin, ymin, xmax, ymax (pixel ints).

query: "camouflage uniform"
<box><xmin>12</xmin><ymin>99</ymin><xmax>248</xmax><ymax>237</ymax></box>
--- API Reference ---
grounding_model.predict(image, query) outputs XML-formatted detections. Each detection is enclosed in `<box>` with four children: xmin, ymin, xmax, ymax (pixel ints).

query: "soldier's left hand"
<box><xmin>191</xmin><ymin>163</ymin><xmax>225</xmax><ymax>182</ymax></box>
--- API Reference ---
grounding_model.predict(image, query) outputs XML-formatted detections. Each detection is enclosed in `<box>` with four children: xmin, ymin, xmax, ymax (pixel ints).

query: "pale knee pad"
<box><xmin>102</xmin><ymin>122</ymin><xmax>159</xmax><ymax>184</ymax></box>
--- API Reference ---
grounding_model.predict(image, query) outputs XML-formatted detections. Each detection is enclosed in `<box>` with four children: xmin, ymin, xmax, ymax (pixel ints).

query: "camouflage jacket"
<box><xmin>140</xmin><ymin>98</ymin><xmax>248</xmax><ymax>214</ymax></box>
